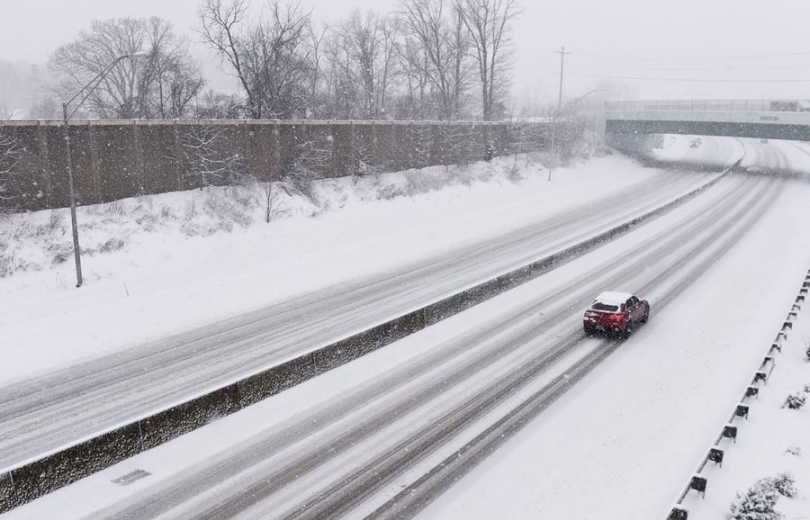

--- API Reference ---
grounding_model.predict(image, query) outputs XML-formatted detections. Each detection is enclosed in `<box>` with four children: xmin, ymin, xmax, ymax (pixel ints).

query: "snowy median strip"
<box><xmin>669</xmin><ymin>267</ymin><xmax>810</xmax><ymax>520</ymax></box>
<box><xmin>0</xmin><ymin>160</ymin><xmax>741</xmax><ymax>514</ymax></box>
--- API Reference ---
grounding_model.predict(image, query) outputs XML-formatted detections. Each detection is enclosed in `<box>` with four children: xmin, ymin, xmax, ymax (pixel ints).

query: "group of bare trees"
<box><xmin>398</xmin><ymin>0</ymin><xmax>470</xmax><ymax>120</ymax></box>
<box><xmin>314</xmin><ymin>10</ymin><xmax>400</xmax><ymax>120</ymax></box>
<box><xmin>199</xmin><ymin>0</ymin><xmax>313</xmax><ymax>119</ymax></box>
<box><xmin>50</xmin><ymin>17</ymin><xmax>205</xmax><ymax>119</ymax></box>
<box><xmin>40</xmin><ymin>0</ymin><xmax>519</xmax><ymax>122</ymax></box>
<box><xmin>198</xmin><ymin>0</ymin><xmax>520</xmax><ymax>121</ymax></box>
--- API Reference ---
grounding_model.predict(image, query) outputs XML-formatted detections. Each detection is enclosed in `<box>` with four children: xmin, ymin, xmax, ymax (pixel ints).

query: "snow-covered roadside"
<box><xmin>4</xmin><ymin>140</ymin><xmax>809</xmax><ymax>520</ymax></box>
<box><xmin>684</xmin><ymin>278</ymin><xmax>810</xmax><ymax>520</ymax></box>
<box><xmin>0</xmin><ymin>153</ymin><xmax>673</xmax><ymax>382</ymax></box>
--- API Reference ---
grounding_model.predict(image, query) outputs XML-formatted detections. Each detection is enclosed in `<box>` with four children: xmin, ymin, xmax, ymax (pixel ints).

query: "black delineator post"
<box><xmin>689</xmin><ymin>475</ymin><xmax>707</xmax><ymax>498</ymax></box>
<box><xmin>708</xmin><ymin>448</ymin><xmax>724</xmax><ymax>468</ymax></box>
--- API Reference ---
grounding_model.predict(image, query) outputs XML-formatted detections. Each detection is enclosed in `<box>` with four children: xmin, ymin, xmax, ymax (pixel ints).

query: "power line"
<box><xmin>567</xmin><ymin>72</ymin><xmax>810</xmax><ymax>83</ymax></box>
<box><xmin>573</xmin><ymin>50</ymin><xmax>810</xmax><ymax>62</ymax></box>
<box><xmin>579</xmin><ymin>63</ymin><xmax>810</xmax><ymax>73</ymax></box>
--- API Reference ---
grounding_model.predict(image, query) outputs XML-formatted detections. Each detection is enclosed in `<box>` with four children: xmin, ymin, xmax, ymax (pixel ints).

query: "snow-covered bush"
<box><xmin>767</xmin><ymin>473</ymin><xmax>797</xmax><ymax>499</ymax></box>
<box><xmin>784</xmin><ymin>444</ymin><xmax>801</xmax><ymax>457</ymax></box>
<box><xmin>730</xmin><ymin>473</ymin><xmax>799</xmax><ymax>520</ymax></box>
<box><xmin>783</xmin><ymin>392</ymin><xmax>807</xmax><ymax>410</ymax></box>
<box><xmin>805</xmin><ymin>345</ymin><xmax>810</xmax><ymax>362</ymax></box>
<box><xmin>729</xmin><ymin>479</ymin><xmax>781</xmax><ymax>520</ymax></box>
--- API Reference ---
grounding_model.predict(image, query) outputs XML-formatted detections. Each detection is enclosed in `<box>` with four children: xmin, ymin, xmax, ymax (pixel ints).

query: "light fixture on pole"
<box><xmin>62</xmin><ymin>52</ymin><xmax>147</xmax><ymax>288</ymax></box>
<box><xmin>569</xmin><ymin>88</ymin><xmax>605</xmax><ymax>110</ymax></box>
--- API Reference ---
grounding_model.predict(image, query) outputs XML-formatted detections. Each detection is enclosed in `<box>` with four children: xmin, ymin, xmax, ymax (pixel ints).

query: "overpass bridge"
<box><xmin>605</xmin><ymin>99</ymin><xmax>810</xmax><ymax>141</ymax></box>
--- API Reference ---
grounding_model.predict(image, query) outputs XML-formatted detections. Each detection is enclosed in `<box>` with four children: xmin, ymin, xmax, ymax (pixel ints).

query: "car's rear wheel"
<box><xmin>584</xmin><ymin>323</ymin><xmax>595</xmax><ymax>335</ymax></box>
<box><xmin>641</xmin><ymin>307</ymin><xmax>649</xmax><ymax>323</ymax></box>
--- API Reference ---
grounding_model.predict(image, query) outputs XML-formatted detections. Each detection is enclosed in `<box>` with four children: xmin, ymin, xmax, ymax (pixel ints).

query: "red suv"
<box><xmin>583</xmin><ymin>291</ymin><xmax>650</xmax><ymax>337</ymax></box>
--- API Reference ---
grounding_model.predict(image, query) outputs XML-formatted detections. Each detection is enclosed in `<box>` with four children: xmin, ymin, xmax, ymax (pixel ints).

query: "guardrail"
<box><xmin>0</xmin><ymin>163</ymin><xmax>737</xmax><ymax>514</ymax></box>
<box><xmin>667</xmin><ymin>267</ymin><xmax>810</xmax><ymax>520</ymax></box>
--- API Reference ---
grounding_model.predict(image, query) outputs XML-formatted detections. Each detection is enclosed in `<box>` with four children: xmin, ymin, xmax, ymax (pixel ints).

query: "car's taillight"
<box><xmin>609</xmin><ymin>314</ymin><xmax>625</xmax><ymax>323</ymax></box>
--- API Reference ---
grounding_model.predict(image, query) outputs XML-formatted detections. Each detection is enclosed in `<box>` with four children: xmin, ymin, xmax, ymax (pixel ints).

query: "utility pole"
<box><xmin>549</xmin><ymin>46</ymin><xmax>570</xmax><ymax>181</ymax></box>
<box><xmin>556</xmin><ymin>46</ymin><xmax>570</xmax><ymax>110</ymax></box>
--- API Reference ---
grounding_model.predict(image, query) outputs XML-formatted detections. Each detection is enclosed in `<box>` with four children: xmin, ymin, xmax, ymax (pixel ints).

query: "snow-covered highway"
<box><xmin>0</xmin><ymin>160</ymin><xmax>719</xmax><ymax>474</ymax></box>
<box><xmin>3</xmin><ymin>136</ymin><xmax>810</xmax><ymax>519</ymax></box>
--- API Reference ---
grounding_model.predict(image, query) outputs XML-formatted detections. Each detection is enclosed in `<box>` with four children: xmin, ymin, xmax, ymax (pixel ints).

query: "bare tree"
<box><xmin>140</xmin><ymin>18</ymin><xmax>206</xmax><ymax>118</ymax></box>
<box><xmin>305</xmin><ymin>23</ymin><xmax>329</xmax><ymax>118</ymax></box>
<box><xmin>50</xmin><ymin>17</ymin><xmax>204</xmax><ymax>119</ymax></box>
<box><xmin>399</xmin><ymin>0</ymin><xmax>471</xmax><ymax>120</ymax></box>
<box><xmin>199</xmin><ymin>0</ymin><xmax>314</xmax><ymax>119</ymax></box>
<box><xmin>180</xmin><ymin>123</ymin><xmax>245</xmax><ymax>189</ymax></box>
<box><xmin>438</xmin><ymin>123</ymin><xmax>481</xmax><ymax>168</ymax></box>
<box><xmin>455</xmin><ymin>0</ymin><xmax>520</xmax><ymax>120</ymax></box>
<box><xmin>51</xmin><ymin>18</ymin><xmax>145</xmax><ymax>118</ymax></box>
<box><xmin>395</xmin><ymin>37</ymin><xmax>433</xmax><ymax>119</ymax></box>
<box><xmin>333</xmin><ymin>11</ymin><xmax>400</xmax><ymax>119</ymax></box>
<box><xmin>283</xmin><ymin>133</ymin><xmax>330</xmax><ymax>198</ymax></box>
<box><xmin>410</xmin><ymin>122</ymin><xmax>433</xmax><ymax>168</ymax></box>
<box><xmin>263</xmin><ymin>182</ymin><xmax>275</xmax><ymax>223</ymax></box>
<box><xmin>0</xmin><ymin>122</ymin><xmax>24</xmax><ymax>213</ymax></box>
<box><xmin>320</xmin><ymin>27</ymin><xmax>361</xmax><ymax>119</ymax></box>
<box><xmin>352</xmin><ymin>136</ymin><xmax>388</xmax><ymax>184</ymax></box>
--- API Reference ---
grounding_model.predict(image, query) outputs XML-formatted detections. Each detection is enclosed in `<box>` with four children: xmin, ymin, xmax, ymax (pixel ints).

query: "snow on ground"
<box><xmin>3</xmin><ymin>136</ymin><xmax>809</xmax><ymax>520</ymax></box>
<box><xmin>4</xmin><ymin>135</ymin><xmax>810</xmax><ymax>520</ymax></box>
<box><xmin>417</xmin><ymin>154</ymin><xmax>810</xmax><ymax>520</ymax></box>
<box><xmin>685</xmin><ymin>305</ymin><xmax>810</xmax><ymax>520</ymax></box>
<box><xmin>0</xmin><ymin>137</ymin><xmax>759</xmax><ymax>520</ymax></box>
<box><xmin>1</xmin><ymin>152</ymin><xmax>676</xmax><ymax>382</ymax></box>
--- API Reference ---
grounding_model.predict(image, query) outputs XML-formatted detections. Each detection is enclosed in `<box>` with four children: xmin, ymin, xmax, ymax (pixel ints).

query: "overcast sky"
<box><xmin>3</xmin><ymin>0</ymin><xmax>810</xmax><ymax>102</ymax></box>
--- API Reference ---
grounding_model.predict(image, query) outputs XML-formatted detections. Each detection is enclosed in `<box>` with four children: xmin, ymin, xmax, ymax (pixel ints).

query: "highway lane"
<box><xmin>46</xmin><ymin>171</ymin><xmax>779</xmax><ymax>520</ymax></box>
<box><xmin>0</xmin><ymin>168</ymin><xmax>718</xmax><ymax>473</ymax></box>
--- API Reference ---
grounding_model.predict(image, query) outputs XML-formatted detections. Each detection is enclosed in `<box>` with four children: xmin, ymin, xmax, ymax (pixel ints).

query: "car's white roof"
<box><xmin>594</xmin><ymin>291</ymin><xmax>634</xmax><ymax>305</ymax></box>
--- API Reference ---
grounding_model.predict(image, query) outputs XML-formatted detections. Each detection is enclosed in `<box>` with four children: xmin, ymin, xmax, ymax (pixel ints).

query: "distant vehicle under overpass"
<box><xmin>605</xmin><ymin>99</ymin><xmax>810</xmax><ymax>141</ymax></box>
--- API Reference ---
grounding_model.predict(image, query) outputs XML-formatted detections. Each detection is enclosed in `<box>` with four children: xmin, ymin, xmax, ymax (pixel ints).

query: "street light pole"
<box><xmin>62</xmin><ymin>102</ymin><xmax>83</xmax><ymax>287</ymax></box>
<box><xmin>62</xmin><ymin>52</ymin><xmax>146</xmax><ymax>288</ymax></box>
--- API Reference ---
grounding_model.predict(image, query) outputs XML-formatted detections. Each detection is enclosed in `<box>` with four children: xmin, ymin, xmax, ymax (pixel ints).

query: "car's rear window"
<box><xmin>592</xmin><ymin>302</ymin><xmax>619</xmax><ymax>312</ymax></box>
